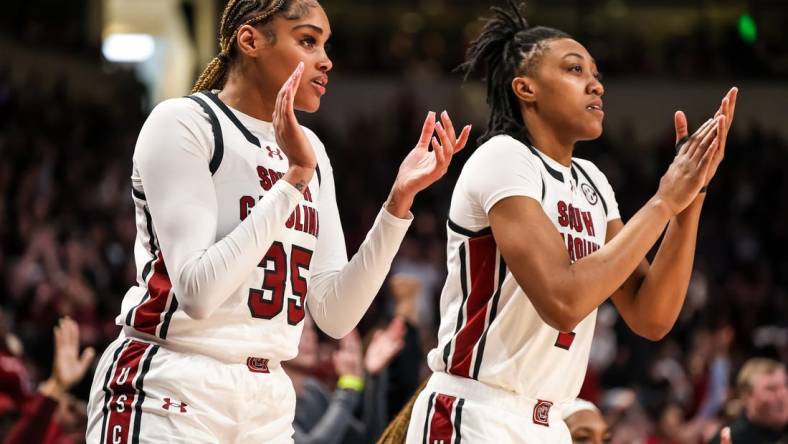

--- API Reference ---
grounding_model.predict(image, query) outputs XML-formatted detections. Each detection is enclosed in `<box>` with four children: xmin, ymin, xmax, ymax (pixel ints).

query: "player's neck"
<box><xmin>219</xmin><ymin>74</ymin><xmax>276</xmax><ymax>122</ymax></box>
<box><xmin>525</xmin><ymin>118</ymin><xmax>574</xmax><ymax>167</ymax></box>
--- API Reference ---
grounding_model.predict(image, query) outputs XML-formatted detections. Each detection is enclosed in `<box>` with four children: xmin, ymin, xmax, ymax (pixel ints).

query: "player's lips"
<box><xmin>310</xmin><ymin>75</ymin><xmax>328</xmax><ymax>95</ymax></box>
<box><xmin>586</xmin><ymin>99</ymin><xmax>604</xmax><ymax>116</ymax></box>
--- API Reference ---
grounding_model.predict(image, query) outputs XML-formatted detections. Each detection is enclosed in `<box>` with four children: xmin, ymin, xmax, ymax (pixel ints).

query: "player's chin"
<box><xmin>578</xmin><ymin>120</ymin><xmax>604</xmax><ymax>141</ymax></box>
<box><xmin>294</xmin><ymin>97</ymin><xmax>322</xmax><ymax>113</ymax></box>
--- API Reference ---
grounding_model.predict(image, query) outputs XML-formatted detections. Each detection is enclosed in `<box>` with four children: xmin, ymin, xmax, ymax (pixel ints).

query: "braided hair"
<box><xmin>192</xmin><ymin>0</ymin><xmax>319</xmax><ymax>93</ymax></box>
<box><xmin>457</xmin><ymin>1</ymin><xmax>570</xmax><ymax>144</ymax></box>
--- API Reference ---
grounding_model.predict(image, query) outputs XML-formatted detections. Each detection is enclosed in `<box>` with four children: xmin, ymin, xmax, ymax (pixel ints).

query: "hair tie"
<box><xmin>217</xmin><ymin>52</ymin><xmax>230</xmax><ymax>63</ymax></box>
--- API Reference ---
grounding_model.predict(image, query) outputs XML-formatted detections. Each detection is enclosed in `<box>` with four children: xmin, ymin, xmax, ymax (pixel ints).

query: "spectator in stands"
<box><xmin>287</xmin><ymin>315</ymin><xmax>405</xmax><ymax>443</ymax></box>
<box><xmin>3</xmin><ymin>317</ymin><xmax>94</xmax><ymax>444</ymax></box>
<box><xmin>709</xmin><ymin>358</ymin><xmax>787</xmax><ymax>443</ymax></box>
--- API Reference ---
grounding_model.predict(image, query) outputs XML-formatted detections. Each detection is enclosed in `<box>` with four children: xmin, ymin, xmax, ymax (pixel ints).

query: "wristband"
<box><xmin>337</xmin><ymin>375</ymin><xmax>364</xmax><ymax>392</ymax></box>
<box><xmin>675</xmin><ymin>136</ymin><xmax>689</xmax><ymax>153</ymax></box>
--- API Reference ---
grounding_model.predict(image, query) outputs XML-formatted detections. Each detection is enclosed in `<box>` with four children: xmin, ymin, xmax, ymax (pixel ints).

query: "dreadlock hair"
<box><xmin>456</xmin><ymin>1</ymin><xmax>570</xmax><ymax>145</ymax></box>
<box><xmin>192</xmin><ymin>0</ymin><xmax>320</xmax><ymax>93</ymax></box>
<box><xmin>376</xmin><ymin>379</ymin><xmax>427</xmax><ymax>444</ymax></box>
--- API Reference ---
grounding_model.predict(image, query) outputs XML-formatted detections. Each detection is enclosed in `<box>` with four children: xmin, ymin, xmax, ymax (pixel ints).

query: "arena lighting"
<box><xmin>102</xmin><ymin>33</ymin><xmax>156</xmax><ymax>63</ymax></box>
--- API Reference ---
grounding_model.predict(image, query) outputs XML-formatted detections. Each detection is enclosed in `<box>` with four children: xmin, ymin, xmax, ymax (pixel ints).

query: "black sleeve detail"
<box><xmin>131</xmin><ymin>187</ymin><xmax>146</xmax><ymax>201</ymax></box>
<box><xmin>201</xmin><ymin>90</ymin><xmax>261</xmax><ymax>148</ymax></box>
<box><xmin>158</xmin><ymin>296</ymin><xmax>179</xmax><ymax>339</ymax></box>
<box><xmin>316</xmin><ymin>165</ymin><xmax>322</xmax><ymax>186</ymax></box>
<box><xmin>447</xmin><ymin>218</ymin><xmax>493</xmax><ymax>238</ymax></box>
<box><xmin>525</xmin><ymin>144</ymin><xmax>564</xmax><ymax>182</ymax></box>
<box><xmin>572</xmin><ymin>161</ymin><xmax>608</xmax><ymax>215</ymax></box>
<box><xmin>186</xmin><ymin>95</ymin><xmax>224</xmax><ymax>175</ymax></box>
<box><xmin>541</xmin><ymin>176</ymin><xmax>546</xmax><ymax>203</ymax></box>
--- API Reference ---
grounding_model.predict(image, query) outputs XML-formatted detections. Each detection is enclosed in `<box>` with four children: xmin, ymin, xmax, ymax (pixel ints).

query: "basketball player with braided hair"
<box><xmin>392</xmin><ymin>2</ymin><xmax>738</xmax><ymax>443</ymax></box>
<box><xmin>85</xmin><ymin>0</ymin><xmax>470</xmax><ymax>442</ymax></box>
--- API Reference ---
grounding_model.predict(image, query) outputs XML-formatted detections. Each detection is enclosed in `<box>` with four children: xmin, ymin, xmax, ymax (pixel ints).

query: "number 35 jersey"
<box><xmin>120</xmin><ymin>91</ymin><xmax>410</xmax><ymax>364</ymax></box>
<box><xmin>427</xmin><ymin>135</ymin><xmax>621</xmax><ymax>403</ymax></box>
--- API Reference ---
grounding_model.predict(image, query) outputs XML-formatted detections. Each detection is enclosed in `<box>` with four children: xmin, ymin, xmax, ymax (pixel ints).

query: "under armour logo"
<box><xmin>265</xmin><ymin>146</ymin><xmax>283</xmax><ymax>160</ymax></box>
<box><xmin>162</xmin><ymin>397</ymin><xmax>188</xmax><ymax>413</ymax></box>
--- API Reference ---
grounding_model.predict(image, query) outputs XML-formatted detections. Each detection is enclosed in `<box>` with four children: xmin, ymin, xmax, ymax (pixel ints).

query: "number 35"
<box><xmin>248</xmin><ymin>242</ymin><xmax>313</xmax><ymax>325</ymax></box>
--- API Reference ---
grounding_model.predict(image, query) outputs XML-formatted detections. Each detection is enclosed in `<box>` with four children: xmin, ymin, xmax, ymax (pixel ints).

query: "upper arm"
<box><xmin>306</xmin><ymin>137</ymin><xmax>348</xmax><ymax>277</ymax></box>
<box><xmin>134</xmin><ymin>100</ymin><xmax>219</xmax><ymax>288</ymax></box>
<box><xmin>488</xmin><ymin>196</ymin><xmax>575</xmax><ymax>329</ymax></box>
<box><xmin>606</xmin><ymin>218</ymin><xmax>650</xmax><ymax>321</ymax></box>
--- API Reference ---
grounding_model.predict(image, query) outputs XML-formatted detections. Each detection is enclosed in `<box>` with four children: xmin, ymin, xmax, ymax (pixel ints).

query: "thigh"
<box><xmin>405</xmin><ymin>389</ymin><xmax>570</xmax><ymax>444</ymax></box>
<box><xmin>240</xmin><ymin>366</ymin><xmax>297</xmax><ymax>443</ymax></box>
<box><xmin>86</xmin><ymin>339</ymin><xmax>232</xmax><ymax>444</ymax></box>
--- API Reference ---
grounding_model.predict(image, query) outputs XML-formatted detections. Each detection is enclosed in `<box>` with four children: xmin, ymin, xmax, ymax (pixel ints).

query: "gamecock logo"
<box><xmin>533</xmin><ymin>399</ymin><xmax>553</xmax><ymax>427</ymax></box>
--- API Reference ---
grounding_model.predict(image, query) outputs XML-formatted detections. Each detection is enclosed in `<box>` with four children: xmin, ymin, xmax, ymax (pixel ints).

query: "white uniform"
<box><xmin>406</xmin><ymin>135</ymin><xmax>619</xmax><ymax>443</ymax></box>
<box><xmin>86</xmin><ymin>91</ymin><xmax>412</xmax><ymax>443</ymax></box>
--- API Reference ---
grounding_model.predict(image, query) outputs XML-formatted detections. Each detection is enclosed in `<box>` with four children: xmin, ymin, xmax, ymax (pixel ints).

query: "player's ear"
<box><xmin>512</xmin><ymin>76</ymin><xmax>537</xmax><ymax>103</ymax></box>
<box><xmin>236</xmin><ymin>24</ymin><xmax>263</xmax><ymax>58</ymax></box>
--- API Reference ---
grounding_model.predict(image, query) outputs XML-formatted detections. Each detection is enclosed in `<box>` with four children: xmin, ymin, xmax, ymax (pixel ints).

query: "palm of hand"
<box><xmin>396</xmin><ymin>145</ymin><xmax>443</xmax><ymax>196</ymax></box>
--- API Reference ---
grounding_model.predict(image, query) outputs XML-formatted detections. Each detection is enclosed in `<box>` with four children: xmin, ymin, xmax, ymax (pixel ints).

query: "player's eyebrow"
<box><xmin>563</xmin><ymin>53</ymin><xmax>597</xmax><ymax>65</ymax></box>
<box><xmin>292</xmin><ymin>24</ymin><xmax>330</xmax><ymax>38</ymax></box>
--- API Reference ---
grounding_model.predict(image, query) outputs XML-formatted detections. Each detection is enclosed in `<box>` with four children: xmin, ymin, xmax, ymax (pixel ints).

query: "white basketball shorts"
<box><xmin>405</xmin><ymin>372</ymin><xmax>572</xmax><ymax>444</ymax></box>
<box><xmin>85</xmin><ymin>335</ymin><xmax>295</xmax><ymax>443</ymax></box>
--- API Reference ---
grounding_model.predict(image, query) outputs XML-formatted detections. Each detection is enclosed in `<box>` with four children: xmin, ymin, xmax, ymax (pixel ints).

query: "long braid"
<box><xmin>192</xmin><ymin>0</ymin><xmax>291</xmax><ymax>93</ymax></box>
<box><xmin>456</xmin><ymin>1</ymin><xmax>570</xmax><ymax>144</ymax></box>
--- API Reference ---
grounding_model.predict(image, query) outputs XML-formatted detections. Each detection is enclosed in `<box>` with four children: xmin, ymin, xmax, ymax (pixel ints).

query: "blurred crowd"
<box><xmin>3</xmin><ymin>0</ymin><xmax>788</xmax><ymax>80</ymax></box>
<box><xmin>1</xmin><ymin>30</ymin><xmax>787</xmax><ymax>444</ymax></box>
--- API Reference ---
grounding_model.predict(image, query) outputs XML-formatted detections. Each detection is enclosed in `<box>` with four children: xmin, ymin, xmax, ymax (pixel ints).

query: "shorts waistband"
<box><xmin>426</xmin><ymin>372</ymin><xmax>570</xmax><ymax>418</ymax></box>
<box><xmin>117</xmin><ymin>332</ymin><xmax>282</xmax><ymax>369</ymax></box>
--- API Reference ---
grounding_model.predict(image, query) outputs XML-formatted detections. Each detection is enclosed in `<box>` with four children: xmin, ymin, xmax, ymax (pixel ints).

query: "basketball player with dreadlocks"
<box><xmin>396</xmin><ymin>2</ymin><xmax>738</xmax><ymax>443</ymax></box>
<box><xmin>84</xmin><ymin>0</ymin><xmax>471</xmax><ymax>442</ymax></box>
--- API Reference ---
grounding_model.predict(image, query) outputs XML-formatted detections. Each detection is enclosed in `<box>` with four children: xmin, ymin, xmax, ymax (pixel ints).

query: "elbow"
<box><xmin>632</xmin><ymin>320</ymin><xmax>673</xmax><ymax>342</ymax></box>
<box><xmin>636</xmin><ymin>325</ymin><xmax>671</xmax><ymax>342</ymax></box>
<box><xmin>178</xmin><ymin>295</ymin><xmax>213</xmax><ymax>320</ymax></box>
<box><xmin>539</xmin><ymin>293</ymin><xmax>584</xmax><ymax>333</ymax></box>
<box><xmin>316</xmin><ymin>321</ymin><xmax>351</xmax><ymax>340</ymax></box>
<box><xmin>549</xmin><ymin>309</ymin><xmax>584</xmax><ymax>333</ymax></box>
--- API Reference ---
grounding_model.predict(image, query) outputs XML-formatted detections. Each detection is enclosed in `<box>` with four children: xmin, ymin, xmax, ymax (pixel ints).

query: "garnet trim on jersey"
<box><xmin>422</xmin><ymin>392</ymin><xmax>465</xmax><ymax>444</ymax></box>
<box><xmin>127</xmin><ymin>252</ymin><xmax>178</xmax><ymax>339</ymax></box>
<box><xmin>442</xmin><ymin>221</ymin><xmax>507</xmax><ymax>380</ymax></box>
<box><xmin>100</xmin><ymin>340</ymin><xmax>159</xmax><ymax>444</ymax></box>
<box><xmin>185</xmin><ymin>95</ymin><xmax>224</xmax><ymax>175</ymax></box>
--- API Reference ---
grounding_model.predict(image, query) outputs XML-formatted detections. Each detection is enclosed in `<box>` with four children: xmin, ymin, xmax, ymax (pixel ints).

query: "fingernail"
<box><xmin>436</xmin><ymin>122</ymin><xmax>443</xmax><ymax>129</ymax></box>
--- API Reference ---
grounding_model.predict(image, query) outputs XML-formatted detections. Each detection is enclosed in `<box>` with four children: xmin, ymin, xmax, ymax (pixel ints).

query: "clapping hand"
<box><xmin>364</xmin><ymin>317</ymin><xmax>406</xmax><ymax>375</ymax></box>
<box><xmin>386</xmin><ymin>111</ymin><xmax>471</xmax><ymax>217</ymax></box>
<box><xmin>673</xmin><ymin>87</ymin><xmax>738</xmax><ymax>188</ymax></box>
<box><xmin>40</xmin><ymin>317</ymin><xmax>95</xmax><ymax>400</ymax></box>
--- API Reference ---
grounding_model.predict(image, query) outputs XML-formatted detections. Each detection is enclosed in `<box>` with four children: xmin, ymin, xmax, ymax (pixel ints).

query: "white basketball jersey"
<box><xmin>427</xmin><ymin>134</ymin><xmax>620</xmax><ymax>402</ymax></box>
<box><xmin>121</xmin><ymin>91</ymin><xmax>326</xmax><ymax>364</ymax></box>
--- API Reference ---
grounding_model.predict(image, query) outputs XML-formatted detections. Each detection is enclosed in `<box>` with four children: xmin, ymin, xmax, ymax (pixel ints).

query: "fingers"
<box><xmin>455</xmin><ymin>125</ymin><xmax>472</xmax><ymax>153</ymax></box>
<box><xmin>683</xmin><ymin>118</ymin><xmax>714</xmax><ymax>159</ymax></box>
<box><xmin>692</xmin><ymin>117</ymin><xmax>721</xmax><ymax>163</ymax></box>
<box><xmin>78</xmin><ymin>347</ymin><xmax>96</xmax><ymax>373</ymax></box>
<box><xmin>417</xmin><ymin>111</ymin><xmax>437</xmax><ymax>149</ymax></box>
<box><xmin>674</xmin><ymin>110</ymin><xmax>689</xmax><ymax>151</ymax></box>
<box><xmin>440</xmin><ymin>111</ymin><xmax>457</xmax><ymax>143</ymax></box>
<box><xmin>431</xmin><ymin>136</ymin><xmax>444</xmax><ymax>164</ymax></box>
<box><xmin>727</xmin><ymin>87</ymin><xmax>738</xmax><ymax>125</ymax></box>
<box><xmin>698</xmin><ymin>139</ymin><xmax>719</xmax><ymax>179</ymax></box>
<box><xmin>274</xmin><ymin>62</ymin><xmax>304</xmax><ymax>127</ymax></box>
<box><xmin>435</xmin><ymin>122</ymin><xmax>452</xmax><ymax>164</ymax></box>
<box><xmin>720</xmin><ymin>427</ymin><xmax>731</xmax><ymax>444</ymax></box>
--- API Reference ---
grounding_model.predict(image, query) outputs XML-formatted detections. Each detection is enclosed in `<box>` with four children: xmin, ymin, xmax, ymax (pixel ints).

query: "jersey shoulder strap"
<box><xmin>571</xmin><ymin>160</ymin><xmax>608</xmax><ymax>216</ymax></box>
<box><xmin>185</xmin><ymin>93</ymin><xmax>224</xmax><ymax>175</ymax></box>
